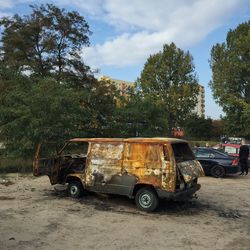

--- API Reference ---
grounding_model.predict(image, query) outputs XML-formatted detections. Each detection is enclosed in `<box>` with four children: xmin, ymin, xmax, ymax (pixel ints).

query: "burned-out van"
<box><xmin>33</xmin><ymin>138</ymin><xmax>204</xmax><ymax>212</ymax></box>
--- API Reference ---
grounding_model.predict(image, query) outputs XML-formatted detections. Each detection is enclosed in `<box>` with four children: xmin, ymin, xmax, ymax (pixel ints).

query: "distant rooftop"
<box><xmin>99</xmin><ymin>76</ymin><xmax>135</xmax><ymax>86</ymax></box>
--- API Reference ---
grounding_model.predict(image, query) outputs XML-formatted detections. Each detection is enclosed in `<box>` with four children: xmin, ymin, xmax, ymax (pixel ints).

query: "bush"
<box><xmin>0</xmin><ymin>157</ymin><xmax>33</xmax><ymax>173</ymax></box>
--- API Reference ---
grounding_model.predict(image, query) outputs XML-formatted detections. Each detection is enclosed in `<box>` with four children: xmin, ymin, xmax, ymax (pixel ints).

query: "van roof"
<box><xmin>69</xmin><ymin>137</ymin><xmax>187</xmax><ymax>144</ymax></box>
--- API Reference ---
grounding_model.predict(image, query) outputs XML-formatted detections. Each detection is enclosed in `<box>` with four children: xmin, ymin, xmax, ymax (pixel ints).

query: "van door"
<box><xmin>171</xmin><ymin>142</ymin><xmax>204</xmax><ymax>183</ymax></box>
<box><xmin>33</xmin><ymin>142</ymin><xmax>60</xmax><ymax>184</ymax></box>
<box><xmin>162</xmin><ymin>144</ymin><xmax>176</xmax><ymax>192</ymax></box>
<box><xmin>85</xmin><ymin>142</ymin><xmax>130</xmax><ymax>194</ymax></box>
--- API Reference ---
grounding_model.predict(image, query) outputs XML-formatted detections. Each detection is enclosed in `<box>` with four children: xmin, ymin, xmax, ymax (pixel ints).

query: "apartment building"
<box><xmin>99</xmin><ymin>76</ymin><xmax>205</xmax><ymax>117</ymax></box>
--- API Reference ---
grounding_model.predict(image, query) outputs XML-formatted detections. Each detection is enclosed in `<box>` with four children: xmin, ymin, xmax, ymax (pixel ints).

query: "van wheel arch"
<box><xmin>132</xmin><ymin>184</ymin><xmax>156</xmax><ymax>197</ymax></box>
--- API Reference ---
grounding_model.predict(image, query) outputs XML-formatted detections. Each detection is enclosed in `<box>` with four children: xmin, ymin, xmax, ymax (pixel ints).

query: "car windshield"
<box><xmin>171</xmin><ymin>142</ymin><xmax>195</xmax><ymax>162</ymax></box>
<box><xmin>224</xmin><ymin>146</ymin><xmax>239</xmax><ymax>154</ymax></box>
<box><xmin>193</xmin><ymin>148</ymin><xmax>230</xmax><ymax>158</ymax></box>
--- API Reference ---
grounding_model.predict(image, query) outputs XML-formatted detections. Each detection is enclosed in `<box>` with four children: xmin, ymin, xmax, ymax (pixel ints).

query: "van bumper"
<box><xmin>156</xmin><ymin>184</ymin><xmax>201</xmax><ymax>200</ymax></box>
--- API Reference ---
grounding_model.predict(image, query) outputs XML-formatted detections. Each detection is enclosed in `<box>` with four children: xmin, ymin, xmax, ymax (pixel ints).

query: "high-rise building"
<box><xmin>193</xmin><ymin>85</ymin><xmax>205</xmax><ymax>117</ymax></box>
<box><xmin>99</xmin><ymin>76</ymin><xmax>205</xmax><ymax>117</ymax></box>
<box><xmin>99</xmin><ymin>76</ymin><xmax>134</xmax><ymax>98</ymax></box>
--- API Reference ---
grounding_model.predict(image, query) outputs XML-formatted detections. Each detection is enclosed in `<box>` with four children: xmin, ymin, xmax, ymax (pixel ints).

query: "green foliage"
<box><xmin>0</xmin><ymin>68</ymin><xmax>85</xmax><ymax>157</ymax></box>
<box><xmin>210</xmin><ymin>21</ymin><xmax>250</xmax><ymax>137</ymax></box>
<box><xmin>184</xmin><ymin>115</ymin><xmax>213</xmax><ymax>140</ymax></box>
<box><xmin>211</xmin><ymin>120</ymin><xmax>225</xmax><ymax>140</ymax></box>
<box><xmin>80</xmin><ymin>79</ymin><xmax>119</xmax><ymax>137</ymax></box>
<box><xmin>0</xmin><ymin>157</ymin><xmax>32</xmax><ymax>173</ymax></box>
<box><xmin>0</xmin><ymin>4</ymin><xmax>91</xmax><ymax>82</ymax></box>
<box><xmin>0</xmin><ymin>4</ymin><xmax>120</xmax><ymax>158</ymax></box>
<box><xmin>0</xmin><ymin>4</ymin><xmax>206</xmax><ymax>161</ymax></box>
<box><xmin>137</xmin><ymin>43</ymin><xmax>199</xmax><ymax>135</ymax></box>
<box><xmin>114</xmin><ymin>92</ymin><xmax>168</xmax><ymax>137</ymax></box>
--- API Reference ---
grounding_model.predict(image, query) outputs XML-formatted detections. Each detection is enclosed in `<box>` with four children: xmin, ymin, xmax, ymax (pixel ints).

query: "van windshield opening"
<box><xmin>171</xmin><ymin>143</ymin><xmax>195</xmax><ymax>162</ymax></box>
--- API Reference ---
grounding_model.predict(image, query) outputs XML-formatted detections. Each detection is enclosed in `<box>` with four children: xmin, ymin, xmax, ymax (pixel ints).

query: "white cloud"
<box><xmin>0</xmin><ymin>0</ymin><xmax>13</xmax><ymax>9</ymax></box>
<box><xmin>82</xmin><ymin>0</ymin><xmax>246</xmax><ymax>68</ymax></box>
<box><xmin>58</xmin><ymin>0</ymin><xmax>104</xmax><ymax>16</ymax></box>
<box><xmin>0</xmin><ymin>0</ymin><xmax>247</xmax><ymax>69</ymax></box>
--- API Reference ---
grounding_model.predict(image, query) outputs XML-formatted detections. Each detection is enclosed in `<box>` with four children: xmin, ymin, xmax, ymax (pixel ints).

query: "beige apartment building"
<box><xmin>193</xmin><ymin>85</ymin><xmax>205</xmax><ymax>117</ymax></box>
<box><xmin>99</xmin><ymin>76</ymin><xmax>205</xmax><ymax>117</ymax></box>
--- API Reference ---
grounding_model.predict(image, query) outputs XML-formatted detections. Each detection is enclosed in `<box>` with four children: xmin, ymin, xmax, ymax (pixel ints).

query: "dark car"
<box><xmin>192</xmin><ymin>147</ymin><xmax>239</xmax><ymax>178</ymax></box>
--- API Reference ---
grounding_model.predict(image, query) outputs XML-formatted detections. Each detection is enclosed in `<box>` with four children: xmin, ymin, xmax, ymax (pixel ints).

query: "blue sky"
<box><xmin>1</xmin><ymin>0</ymin><xmax>250</xmax><ymax>119</ymax></box>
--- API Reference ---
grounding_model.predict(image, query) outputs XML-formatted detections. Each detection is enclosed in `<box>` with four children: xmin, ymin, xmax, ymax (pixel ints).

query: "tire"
<box><xmin>135</xmin><ymin>187</ymin><xmax>159</xmax><ymax>212</ymax></box>
<box><xmin>68</xmin><ymin>181</ymin><xmax>83</xmax><ymax>198</ymax></box>
<box><xmin>210</xmin><ymin>165</ymin><xmax>225</xmax><ymax>178</ymax></box>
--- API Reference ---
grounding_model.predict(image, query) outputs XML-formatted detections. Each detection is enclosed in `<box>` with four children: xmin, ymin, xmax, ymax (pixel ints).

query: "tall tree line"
<box><xmin>0</xmin><ymin>4</ymin><xmax>118</xmax><ymax>157</ymax></box>
<box><xmin>210</xmin><ymin>21</ymin><xmax>250</xmax><ymax>138</ymax></box>
<box><xmin>0</xmin><ymin>4</ymin><xmax>206</xmax><ymax>157</ymax></box>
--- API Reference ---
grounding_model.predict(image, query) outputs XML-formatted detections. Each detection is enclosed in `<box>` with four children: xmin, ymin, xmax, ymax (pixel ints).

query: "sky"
<box><xmin>0</xmin><ymin>0</ymin><xmax>250</xmax><ymax>119</ymax></box>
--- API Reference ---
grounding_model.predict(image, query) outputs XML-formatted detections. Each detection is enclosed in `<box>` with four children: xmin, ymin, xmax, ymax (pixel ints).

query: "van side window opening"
<box><xmin>171</xmin><ymin>143</ymin><xmax>195</xmax><ymax>162</ymax></box>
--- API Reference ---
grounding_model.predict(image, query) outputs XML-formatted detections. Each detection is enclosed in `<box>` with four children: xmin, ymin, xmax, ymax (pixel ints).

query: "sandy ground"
<box><xmin>0</xmin><ymin>173</ymin><xmax>250</xmax><ymax>250</ymax></box>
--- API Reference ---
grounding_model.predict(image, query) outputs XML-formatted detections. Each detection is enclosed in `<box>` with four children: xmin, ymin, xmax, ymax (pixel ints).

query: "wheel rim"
<box><xmin>139</xmin><ymin>193</ymin><xmax>152</xmax><ymax>208</ymax></box>
<box><xmin>70</xmin><ymin>185</ymin><xmax>78</xmax><ymax>195</ymax></box>
<box><xmin>214</xmin><ymin>167</ymin><xmax>223</xmax><ymax>177</ymax></box>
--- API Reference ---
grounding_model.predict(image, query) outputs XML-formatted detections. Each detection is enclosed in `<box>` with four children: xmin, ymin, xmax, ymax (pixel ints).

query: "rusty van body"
<box><xmin>33</xmin><ymin>138</ymin><xmax>204</xmax><ymax>212</ymax></box>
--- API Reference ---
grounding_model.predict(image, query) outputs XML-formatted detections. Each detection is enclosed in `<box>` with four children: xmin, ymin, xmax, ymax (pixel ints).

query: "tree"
<box><xmin>114</xmin><ymin>92</ymin><xmax>168</xmax><ymax>137</ymax></box>
<box><xmin>184</xmin><ymin>115</ymin><xmax>212</xmax><ymax>140</ymax></box>
<box><xmin>136</xmin><ymin>43</ymin><xmax>199</xmax><ymax>135</ymax></box>
<box><xmin>0</xmin><ymin>5</ymin><xmax>119</xmax><ymax>157</ymax></box>
<box><xmin>0</xmin><ymin>65</ymin><xmax>85</xmax><ymax>157</ymax></box>
<box><xmin>0</xmin><ymin>4</ymin><xmax>92</xmax><ymax>84</ymax></box>
<box><xmin>211</xmin><ymin>119</ymin><xmax>224</xmax><ymax>140</ymax></box>
<box><xmin>210</xmin><ymin>21</ymin><xmax>250</xmax><ymax>137</ymax></box>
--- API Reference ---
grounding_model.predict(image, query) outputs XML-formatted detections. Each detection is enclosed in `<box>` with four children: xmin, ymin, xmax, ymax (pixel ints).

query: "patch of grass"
<box><xmin>0</xmin><ymin>158</ymin><xmax>32</xmax><ymax>173</ymax></box>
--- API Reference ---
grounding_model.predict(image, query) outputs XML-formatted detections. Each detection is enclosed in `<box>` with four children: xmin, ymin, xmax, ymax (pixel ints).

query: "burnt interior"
<box><xmin>37</xmin><ymin>142</ymin><xmax>89</xmax><ymax>182</ymax></box>
<box><xmin>171</xmin><ymin>142</ymin><xmax>195</xmax><ymax>163</ymax></box>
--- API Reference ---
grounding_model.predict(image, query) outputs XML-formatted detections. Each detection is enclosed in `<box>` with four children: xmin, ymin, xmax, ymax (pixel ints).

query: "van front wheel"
<box><xmin>68</xmin><ymin>181</ymin><xmax>83</xmax><ymax>198</ymax></box>
<box><xmin>135</xmin><ymin>187</ymin><xmax>159</xmax><ymax>212</ymax></box>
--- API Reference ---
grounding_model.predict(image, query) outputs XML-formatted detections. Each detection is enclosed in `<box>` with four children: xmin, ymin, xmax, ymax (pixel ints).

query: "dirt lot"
<box><xmin>0</xmin><ymin>173</ymin><xmax>250</xmax><ymax>250</ymax></box>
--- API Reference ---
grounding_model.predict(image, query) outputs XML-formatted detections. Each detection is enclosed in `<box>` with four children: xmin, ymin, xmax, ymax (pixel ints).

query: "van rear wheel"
<box><xmin>68</xmin><ymin>181</ymin><xmax>83</xmax><ymax>198</ymax></box>
<box><xmin>135</xmin><ymin>187</ymin><xmax>159</xmax><ymax>212</ymax></box>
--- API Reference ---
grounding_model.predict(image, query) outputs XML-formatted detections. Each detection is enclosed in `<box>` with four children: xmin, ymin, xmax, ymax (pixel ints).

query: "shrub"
<box><xmin>0</xmin><ymin>157</ymin><xmax>33</xmax><ymax>173</ymax></box>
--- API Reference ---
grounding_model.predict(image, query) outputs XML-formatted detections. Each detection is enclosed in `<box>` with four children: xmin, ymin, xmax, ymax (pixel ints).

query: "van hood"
<box><xmin>177</xmin><ymin>160</ymin><xmax>205</xmax><ymax>183</ymax></box>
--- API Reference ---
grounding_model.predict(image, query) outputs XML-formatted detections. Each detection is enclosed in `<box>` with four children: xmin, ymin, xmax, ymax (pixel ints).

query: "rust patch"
<box><xmin>86</xmin><ymin>142</ymin><xmax>124</xmax><ymax>186</ymax></box>
<box><xmin>34</xmin><ymin>137</ymin><xmax>204</xmax><ymax>201</ymax></box>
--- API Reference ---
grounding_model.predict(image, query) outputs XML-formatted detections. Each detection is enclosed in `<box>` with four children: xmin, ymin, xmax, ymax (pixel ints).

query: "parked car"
<box><xmin>213</xmin><ymin>143</ymin><xmax>250</xmax><ymax>167</ymax></box>
<box><xmin>34</xmin><ymin>137</ymin><xmax>205</xmax><ymax>212</ymax></box>
<box><xmin>220</xmin><ymin>143</ymin><xmax>240</xmax><ymax>157</ymax></box>
<box><xmin>192</xmin><ymin>147</ymin><xmax>239</xmax><ymax>178</ymax></box>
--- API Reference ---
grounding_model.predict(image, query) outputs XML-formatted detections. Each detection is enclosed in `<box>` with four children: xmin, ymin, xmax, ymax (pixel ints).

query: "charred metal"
<box><xmin>33</xmin><ymin>137</ymin><xmax>205</xmax><ymax>211</ymax></box>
